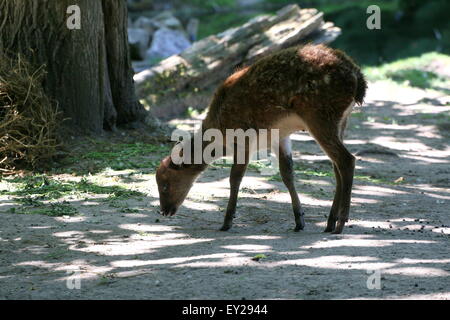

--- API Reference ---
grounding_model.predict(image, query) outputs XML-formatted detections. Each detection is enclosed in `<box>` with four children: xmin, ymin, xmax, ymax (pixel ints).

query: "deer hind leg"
<box><xmin>307</xmin><ymin>115</ymin><xmax>355</xmax><ymax>234</ymax></box>
<box><xmin>324</xmin><ymin>117</ymin><xmax>349</xmax><ymax>232</ymax></box>
<box><xmin>276</xmin><ymin>137</ymin><xmax>305</xmax><ymax>231</ymax></box>
<box><xmin>324</xmin><ymin>163</ymin><xmax>342</xmax><ymax>232</ymax></box>
<box><xmin>220</xmin><ymin>145</ymin><xmax>249</xmax><ymax>231</ymax></box>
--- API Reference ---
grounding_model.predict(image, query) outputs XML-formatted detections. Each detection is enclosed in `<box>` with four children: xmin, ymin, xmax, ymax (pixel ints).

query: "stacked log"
<box><xmin>134</xmin><ymin>4</ymin><xmax>341</xmax><ymax>119</ymax></box>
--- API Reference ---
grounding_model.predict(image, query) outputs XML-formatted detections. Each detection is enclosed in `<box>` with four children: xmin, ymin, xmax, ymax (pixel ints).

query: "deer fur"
<box><xmin>156</xmin><ymin>44</ymin><xmax>367</xmax><ymax>234</ymax></box>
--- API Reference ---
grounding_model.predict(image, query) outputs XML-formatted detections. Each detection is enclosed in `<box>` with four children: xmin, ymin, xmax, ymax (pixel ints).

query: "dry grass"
<box><xmin>0</xmin><ymin>53</ymin><xmax>60</xmax><ymax>173</ymax></box>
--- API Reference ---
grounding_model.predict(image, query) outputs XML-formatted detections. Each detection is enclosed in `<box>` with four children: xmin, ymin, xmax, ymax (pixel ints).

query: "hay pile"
<box><xmin>0</xmin><ymin>53</ymin><xmax>60</xmax><ymax>173</ymax></box>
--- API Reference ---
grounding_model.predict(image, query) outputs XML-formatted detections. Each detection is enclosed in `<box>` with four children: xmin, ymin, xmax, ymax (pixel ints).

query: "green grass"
<box><xmin>364</xmin><ymin>52</ymin><xmax>450</xmax><ymax>91</ymax></box>
<box><xmin>58</xmin><ymin>141</ymin><xmax>170</xmax><ymax>175</ymax></box>
<box><xmin>198</xmin><ymin>11</ymin><xmax>262</xmax><ymax>39</ymax></box>
<box><xmin>1</xmin><ymin>175</ymin><xmax>145</xmax><ymax>217</ymax></box>
<box><xmin>79</xmin><ymin>142</ymin><xmax>169</xmax><ymax>171</ymax></box>
<box><xmin>8</xmin><ymin>201</ymin><xmax>78</xmax><ymax>217</ymax></box>
<box><xmin>193</xmin><ymin>0</ymin><xmax>450</xmax><ymax>66</ymax></box>
<box><xmin>1</xmin><ymin>175</ymin><xmax>143</xmax><ymax>200</ymax></box>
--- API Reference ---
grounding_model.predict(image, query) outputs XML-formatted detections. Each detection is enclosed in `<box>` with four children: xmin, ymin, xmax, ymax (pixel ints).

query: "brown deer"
<box><xmin>156</xmin><ymin>44</ymin><xmax>367</xmax><ymax>234</ymax></box>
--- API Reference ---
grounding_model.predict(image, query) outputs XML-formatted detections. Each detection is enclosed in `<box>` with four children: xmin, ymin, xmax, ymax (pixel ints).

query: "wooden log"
<box><xmin>134</xmin><ymin>4</ymin><xmax>341</xmax><ymax>119</ymax></box>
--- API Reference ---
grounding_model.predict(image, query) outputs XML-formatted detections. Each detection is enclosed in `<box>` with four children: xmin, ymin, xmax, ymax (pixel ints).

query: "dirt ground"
<box><xmin>0</xmin><ymin>81</ymin><xmax>449</xmax><ymax>300</ymax></box>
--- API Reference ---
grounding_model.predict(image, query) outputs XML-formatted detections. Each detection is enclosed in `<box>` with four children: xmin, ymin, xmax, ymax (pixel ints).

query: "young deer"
<box><xmin>156</xmin><ymin>44</ymin><xmax>367</xmax><ymax>234</ymax></box>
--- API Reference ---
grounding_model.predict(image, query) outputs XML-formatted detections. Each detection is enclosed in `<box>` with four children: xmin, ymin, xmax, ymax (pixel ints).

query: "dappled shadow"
<box><xmin>1</xmin><ymin>152</ymin><xmax>449</xmax><ymax>299</ymax></box>
<box><xmin>1</xmin><ymin>87</ymin><xmax>450</xmax><ymax>299</ymax></box>
<box><xmin>0</xmin><ymin>188</ymin><xmax>448</xmax><ymax>299</ymax></box>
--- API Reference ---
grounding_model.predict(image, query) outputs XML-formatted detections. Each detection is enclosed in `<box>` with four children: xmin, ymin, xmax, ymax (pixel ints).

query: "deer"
<box><xmin>156</xmin><ymin>44</ymin><xmax>367</xmax><ymax>234</ymax></box>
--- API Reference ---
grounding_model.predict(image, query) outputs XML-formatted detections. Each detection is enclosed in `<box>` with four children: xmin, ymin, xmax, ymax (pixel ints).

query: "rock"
<box><xmin>133</xmin><ymin>16</ymin><xmax>155</xmax><ymax>34</ymax></box>
<box><xmin>135</xmin><ymin>4</ymin><xmax>341</xmax><ymax>118</ymax></box>
<box><xmin>128</xmin><ymin>28</ymin><xmax>151</xmax><ymax>60</ymax></box>
<box><xmin>146</xmin><ymin>28</ymin><xmax>191</xmax><ymax>62</ymax></box>
<box><xmin>186</xmin><ymin>18</ymin><xmax>199</xmax><ymax>42</ymax></box>
<box><xmin>151</xmin><ymin>11</ymin><xmax>184</xmax><ymax>30</ymax></box>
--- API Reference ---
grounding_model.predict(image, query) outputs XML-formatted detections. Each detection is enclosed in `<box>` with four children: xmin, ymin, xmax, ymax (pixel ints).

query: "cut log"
<box><xmin>134</xmin><ymin>4</ymin><xmax>341</xmax><ymax>119</ymax></box>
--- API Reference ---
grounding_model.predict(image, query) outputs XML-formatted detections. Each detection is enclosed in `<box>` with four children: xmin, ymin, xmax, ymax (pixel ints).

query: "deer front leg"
<box><xmin>220</xmin><ymin>160</ymin><xmax>249</xmax><ymax>231</ymax></box>
<box><xmin>277</xmin><ymin>137</ymin><xmax>305</xmax><ymax>231</ymax></box>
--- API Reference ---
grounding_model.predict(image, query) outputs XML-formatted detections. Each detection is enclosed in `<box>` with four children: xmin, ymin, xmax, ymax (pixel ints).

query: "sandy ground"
<box><xmin>0</xmin><ymin>81</ymin><xmax>449</xmax><ymax>299</ymax></box>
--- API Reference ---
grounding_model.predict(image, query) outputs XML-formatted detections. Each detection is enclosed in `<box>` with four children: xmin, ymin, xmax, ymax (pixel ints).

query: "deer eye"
<box><xmin>162</xmin><ymin>184</ymin><xmax>169</xmax><ymax>192</ymax></box>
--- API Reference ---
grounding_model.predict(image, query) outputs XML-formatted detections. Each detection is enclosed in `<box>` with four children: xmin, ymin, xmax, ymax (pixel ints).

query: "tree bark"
<box><xmin>0</xmin><ymin>0</ymin><xmax>145</xmax><ymax>133</ymax></box>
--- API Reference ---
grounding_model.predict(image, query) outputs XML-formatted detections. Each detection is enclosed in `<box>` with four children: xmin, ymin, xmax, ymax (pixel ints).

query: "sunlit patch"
<box><xmin>54</xmin><ymin>216</ymin><xmax>86</xmax><ymax>223</ymax></box>
<box><xmin>345</xmin><ymin>139</ymin><xmax>367</xmax><ymax>145</ymax></box>
<box><xmin>384</xmin><ymin>267</ymin><xmax>449</xmax><ymax>277</ymax></box>
<box><xmin>0</xmin><ymin>200</ymin><xmax>16</xmax><ymax>209</ymax></box>
<box><xmin>174</xmin><ymin>255</ymin><xmax>250</xmax><ymax>268</ymax></box>
<box><xmin>304</xmin><ymin>237</ymin><xmax>436</xmax><ymax>249</ymax></box>
<box><xmin>73</xmin><ymin>238</ymin><xmax>214</xmax><ymax>256</ymax></box>
<box><xmin>403</xmin><ymin>155</ymin><xmax>449</xmax><ymax>164</ymax></box>
<box><xmin>297</xmin><ymin>155</ymin><xmax>328</xmax><ymax>162</ymax></box>
<box><xmin>268</xmin><ymin>255</ymin><xmax>395</xmax><ymax>270</ymax></box>
<box><xmin>53</xmin><ymin>230</ymin><xmax>85</xmax><ymax>238</ymax></box>
<box><xmin>371</xmin><ymin>136</ymin><xmax>429</xmax><ymax>152</ymax></box>
<box><xmin>222</xmin><ymin>244</ymin><xmax>273</xmax><ymax>252</ymax></box>
<box><xmin>122</xmin><ymin>213</ymin><xmax>148</xmax><ymax>218</ymax></box>
<box><xmin>130</xmin><ymin>232</ymin><xmax>185</xmax><ymax>240</ymax></box>
<box><xmin>28</xmin><ymin>226</ymin><xmax>53</xmax><ymax>230</ymax></box>
<box><xmin>431</xmin><ymin>227</ymin><xmax>450</xmax><ymax>235</ymax></box>
<box><xmin>119</xmin><ymin>224</ymin><xmax>175</xmax><ymax>232</ymax></box>
<box><xmin>23</xmin><ymin>246</ymin><xmax>48</xmax><ymax>255</ymax></box>
<box><xmin>299</xmin><ymin>179</ymin><xmax>332</xmax><ymax>187</ymax></box>
<box><xmin>422</xmin><ymin>192</ymin><xmax>450</xmax><ymax>201</ymax></box>
<box><xmin>183</xmin><ymin>201</ymin><xmax>219</xmax><ymax>212</ymax></box>
<box><xmin>290</xmin><ymin>133</ymin><xmax>313</xmax><ymax>142</ymax></box>
<box><xmin>89</xmin><ymin>230</ymin><xmax>112</xmax><ymax>234</ymax></box>
<box><xmin>277</xmin><ymin>250</ymin><xmax>309</xmax><ymax>255</ymax></box>
<box><xmin>353</xmin><ymin>185</ymin><xmax>408</xmax><ymax>196</ymax></box>
<box><xmin>111</xmin><ymin>253</ymin><xmax>243</xmax><ymax>268</ymax></box>
<box><xmin>15</xmin><ymin>260</ymin><xmax>62</xmax><ymax>269</ymax></box>
<box><xmin>351</xmin><ymin>197</ymin><xmax>379</xmax><ymax>204</ymax></box>
<box><xmin>395</xmin><ymin>258</ymin><xmax>450</xmax><ymax>264</ymax></box>
<box><xmin>381</xmin><ymin>292</ymin><xmax>450</xmax><ymax>300</ymax></box>
<box><xmin>349</xmin><ymin>220</ymin><xmax>403</xmax><ymax>229</ymax></box>
<box><xmin>244</xmin><ymin>235</ymin><xmax>282</xmax><ymax>240</ymax></box>
<box><xmin>356</xmin><ymin>157</ymin><xmax>385</xmax><ymax>164</ymax></box>
<box><xmin>365</xmin><ymin>81</ymin><xmax>426</xmax><ymax>104</ymax></box>
<box><xmin>150</xmin><ymin>200</ymin><xmax>160</xmax><ymax>206</ymax></box>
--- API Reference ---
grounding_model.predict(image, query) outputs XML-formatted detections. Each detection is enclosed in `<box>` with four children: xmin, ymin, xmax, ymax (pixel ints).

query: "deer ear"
<box><xmin>161</xmin><ymin>155</ymin><xmax>183</xmax><ymax>170</ymax></box>
<box><xmin>161</xmin><ymin>156</ymin><xmax>172</xmax><ymax>168</ymax></box>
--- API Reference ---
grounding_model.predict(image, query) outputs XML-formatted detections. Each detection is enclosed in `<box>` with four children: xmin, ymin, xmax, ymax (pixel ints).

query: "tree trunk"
<box><xmin>0</xmin><ymin>0</ymin><xmax>145</xmax><ymax>133</ymax></box>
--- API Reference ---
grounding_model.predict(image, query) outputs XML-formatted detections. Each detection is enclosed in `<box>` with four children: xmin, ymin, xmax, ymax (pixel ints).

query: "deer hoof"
<box><xmin>331</xmin><ymin>221</ymin><xmax>345</xmax><ymax>234</ymax></box>
<box><xmin>294</xmin><ymin>211</ymin><xmax>306</xmax><ymax>231</ymax></box>
<box><xmin>220</xmin><ymin>225</ymin><xmax>231</xmax><ymax>231</ymax></box>
<box><xmin>324</xmin><ymin>224</ymin><xmax>336</xmax><ymax>233</ymax></box>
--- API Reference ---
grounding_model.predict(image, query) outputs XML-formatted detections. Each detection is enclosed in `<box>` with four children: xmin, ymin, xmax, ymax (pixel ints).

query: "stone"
<box><xmin>134</xmin><ymin>16</ymin><xmax>155</xmax><ymax>34</ymax></box>
<box><xmin>151</xmin><ymin>11</ymin><xmax>183</xmax><ymax>30</ymax></box>
<box><xmin>146</xmin><ymin>28</ymin><xmax>191</xmax><ymax>62</ymax></box>
<box><xmin>186</xmin><ymin>18</ymin><xmax>200</xmax><ymax>42</ymax></box>
<box><xmin>128</xmin><ymin>28</ymin><xmax>152</xmax><ymax>60</ymax></box>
